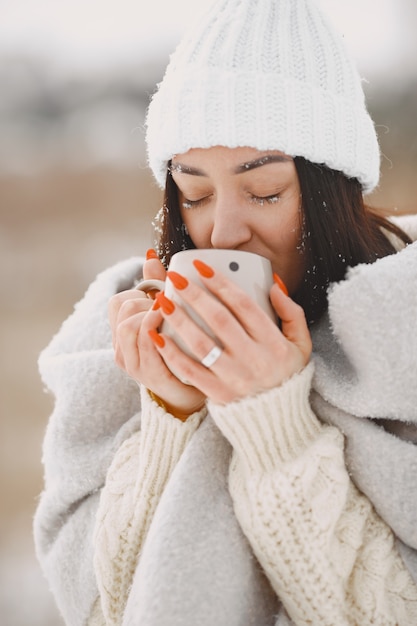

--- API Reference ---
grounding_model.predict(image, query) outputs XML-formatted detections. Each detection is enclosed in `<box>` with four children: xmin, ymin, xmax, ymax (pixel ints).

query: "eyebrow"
<box><xmin>234</xmin><ymin>154</ymin><xmax>292</xmax><ymax>174</ymax></box>
<box><xmin>169</xmin><ymin>154</ymin><xmax>292</xmax><ymax>177</ymax></box>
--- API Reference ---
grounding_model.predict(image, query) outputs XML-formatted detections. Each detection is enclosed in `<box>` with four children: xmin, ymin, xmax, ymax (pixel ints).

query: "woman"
<box><xmin>34</xmin><ymin>0</ymin><xmax>417</xmax><ymax>624</ymax></box>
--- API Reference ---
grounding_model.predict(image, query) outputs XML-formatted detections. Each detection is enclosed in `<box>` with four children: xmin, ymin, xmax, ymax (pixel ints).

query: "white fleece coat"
<box><xmin>34</xmin><ymin>215</ymin><xmax>417</xmax><ymax>626</ymax></box>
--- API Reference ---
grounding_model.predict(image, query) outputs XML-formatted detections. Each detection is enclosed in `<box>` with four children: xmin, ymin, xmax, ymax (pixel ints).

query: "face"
<box><xmin>170</xmin><ymin>145</ymin><xmax>305</xmax><ymax>295</ymax></box>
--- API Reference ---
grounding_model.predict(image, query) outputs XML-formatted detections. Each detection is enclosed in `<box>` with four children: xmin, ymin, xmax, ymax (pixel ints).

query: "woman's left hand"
<box><xmin>148</xmin><ymin>260</ymin><xmax>312</xmax><ymax>405</ymax></box>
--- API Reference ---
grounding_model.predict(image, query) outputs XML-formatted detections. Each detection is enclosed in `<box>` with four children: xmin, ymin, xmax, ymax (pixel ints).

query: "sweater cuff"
<box><xmin>208</xmin><ymin>362</ymin><xmax>322</xmax><ymax>473</ymax></box>
<box><xmin>139</xmin><ymin>385</ymin><xmax>207</xmax><ymax>489</ymax></box>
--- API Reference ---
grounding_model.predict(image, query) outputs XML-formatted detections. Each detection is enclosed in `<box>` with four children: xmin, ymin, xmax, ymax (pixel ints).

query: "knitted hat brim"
<box><xmin>146</xmin><ymin>65</ymin><xmax>379</xmax><ymax>193</ymax></box>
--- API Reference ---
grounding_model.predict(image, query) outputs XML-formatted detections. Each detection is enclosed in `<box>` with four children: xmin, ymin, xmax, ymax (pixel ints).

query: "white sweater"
<box><xmin>34</xmin><ymin>216</ymin><xmax>417</xmax><ymax>626</ymax></box>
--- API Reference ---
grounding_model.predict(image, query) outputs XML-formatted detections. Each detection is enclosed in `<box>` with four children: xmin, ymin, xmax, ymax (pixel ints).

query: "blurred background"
<box><xmin>0</xmin><ymin>0</ymin><xmax>416</xmax><ymax>623</ymax></box>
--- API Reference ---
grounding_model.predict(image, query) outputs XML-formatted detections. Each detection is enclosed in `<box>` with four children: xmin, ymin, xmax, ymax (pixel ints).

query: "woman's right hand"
<box><xmin>108</xmin><ymin>250</ymin><xmax>206</xmax><ymax>420</ymax></box>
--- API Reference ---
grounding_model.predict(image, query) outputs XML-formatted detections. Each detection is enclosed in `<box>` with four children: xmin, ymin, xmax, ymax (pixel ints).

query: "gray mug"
<box><xmin>136</xmin><ymin>248</ymin><xmax>276</xmax><ymax>358</ymax></box>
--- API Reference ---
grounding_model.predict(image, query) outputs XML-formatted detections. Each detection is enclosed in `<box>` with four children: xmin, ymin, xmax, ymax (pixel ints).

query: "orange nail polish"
<box><xmin>155</xmin><ymin>291</ymin><xmax>175</xmax><ymax>315</ymax></box>
<box><xmin>193</xmin><ymin>259</ymin><xmax>214</xmax><ymax>278</ymax></box>
<box><xmin>148</xmin><ymin>329</ymin><xmax>165</xmax><ymax>348</ymax></box>
<box><xmin>152</xmin><ymin>298</ymin><xmax>160</xmax><ymax>310</ymax></box>
<box><xmin>167</xmin><ymin>271</ymin><xmax>188</xmax><ymax>290</ymax></box>
<box><xmin>273</xmin><ymin>273</ymin><xmax>289</xmax><ymax>296</ymax></box>
<box><xmin>146</xmin><ymin>248</ymin><xmax>159</xmax><ymax>260</ymax></box>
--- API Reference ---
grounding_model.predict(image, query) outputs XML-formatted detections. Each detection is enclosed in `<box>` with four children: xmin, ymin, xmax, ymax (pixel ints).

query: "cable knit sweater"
<box><xmin>34</xmin><ymin>215</ymin><xmax>417</xmax><ymax>626</ymax></box>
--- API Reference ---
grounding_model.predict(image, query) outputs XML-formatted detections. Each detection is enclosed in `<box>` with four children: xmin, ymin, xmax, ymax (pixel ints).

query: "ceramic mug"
<box><xmin>136</xmin><ymin>249</ymin><xmax>276</xmax><ymax>359</ymax></box>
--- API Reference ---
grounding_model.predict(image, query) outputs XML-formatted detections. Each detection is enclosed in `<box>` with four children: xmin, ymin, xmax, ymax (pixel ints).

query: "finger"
<box><xmin>109</xmin><ymin>290</ymin><xmax>150</xmax><ymax>328</ymax></box>
<box><xmin>269</xmin><ymin>284</ymin><xmax>312</xmax><ymax>360</ymax></box>
<box><xmin>117</xmin><ymin>295</ymin><xmax>153</xmax><ymax>324</ymax></box>
<box><xmin>154</xmin><ymin>291</ymin><xmax>231</xmax><ymax>362</ymax></box>
<box><xmin>141</xmin><ymin>310</ymin><xmax>212</xmax><ymax>404</ymax></box>
<box><xmin>109</xmin><ymin>289</ymin><xmax>151</xmax><ymax>347</ymax></box>
<box><xmin>166</xmin><ymin>267</ymin><xmax>278</xmax><ymax>346</ymax></box>
<box><xmin>114</xmin><ymin>306</ymin><xmax>162</xmax><ymax>375</ymax></box>
<box><xmin>113</xmin><ymin>312</ymin><xmax>141</xmax><ymax>372</ymax></box>
<box><xmin>147</xmin><ymin>328</ymin><xmax>224</xmax><ymax>391</ymax></box>
<box><xmin>109</xmin><ymin>289</ymin><xmax>147</xmax><ymax>319</ymax></box>
<box><xmin>153</xmin><ymin>291</ymin><xmax>272</xmax><ymax>399</ymax></box>
<box><xmin>147</xmin><ymin>328</ymin><xmax>245</xmax><ymax>405</ymax></box>
<box><xmin>143</xmin><ymin>249</ymin><xmax>167</xmax><ymax>281</ymax></box>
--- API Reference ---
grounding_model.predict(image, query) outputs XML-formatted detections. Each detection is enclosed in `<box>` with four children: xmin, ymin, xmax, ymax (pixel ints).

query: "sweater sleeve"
<box><xmin>209</xmin><ymin>363</ymin><xmax>417</xmax><ymax>626</ymax></box>
<box><xmin>93</xmin><ymin>387</ymin><xmax>206</xmax><ymax>626</ymax></box>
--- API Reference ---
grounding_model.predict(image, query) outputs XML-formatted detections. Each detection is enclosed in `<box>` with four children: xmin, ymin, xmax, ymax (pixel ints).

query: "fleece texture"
<box><xmin>34</xmin><ymin>217</ymin><xmax>417</xmax><ymax>625</ymax></box>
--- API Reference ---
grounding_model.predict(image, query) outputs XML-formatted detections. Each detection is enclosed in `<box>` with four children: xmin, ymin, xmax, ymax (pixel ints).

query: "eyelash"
<box><xmin>181</xmin><ymin>193</ymin><xmax>281</xmax><ymax>210</ymax></box>
<box><xmin>182</xmin><ymin>199</ymin><xmax>205</xmax><ymax>210</ymax></box>
<box><xmin>249</xmin><ymin>193</ymin><xmax>281</xmax><ymax>206</ymax></box>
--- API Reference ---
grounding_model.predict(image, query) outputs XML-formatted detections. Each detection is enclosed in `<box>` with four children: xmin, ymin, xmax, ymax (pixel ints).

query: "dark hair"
<box><xmin>291</xmin><ymin>157</ymin><xmax>411</xmax><ymax>323</ymax></box>
<box><xmin>154</xmin><ymin>158</ymin><xmax>411</xmax><ymax>325</ymax></box>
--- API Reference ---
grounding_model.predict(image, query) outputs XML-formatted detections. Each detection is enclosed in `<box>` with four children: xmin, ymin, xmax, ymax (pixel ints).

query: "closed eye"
<box><xmin>182</xmin><ymin>193</ymin><xmax>282</xmax><ymax>209</ymax></box>
<box><xmin>181</xmin><ymin>196</ymin><xmax>211</xmax><ymax>210</ymax></box>
<box><xmin>250</xmin><ymin>193</ymin><xmax>281</xmax><ymax>206</ymax></box>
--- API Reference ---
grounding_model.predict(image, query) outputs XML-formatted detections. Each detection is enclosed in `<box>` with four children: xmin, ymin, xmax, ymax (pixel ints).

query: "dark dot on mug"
<box><xmin>229</xmin><ymin>262</ymin><xmax>239</xmax><ymax>272</ymax></box>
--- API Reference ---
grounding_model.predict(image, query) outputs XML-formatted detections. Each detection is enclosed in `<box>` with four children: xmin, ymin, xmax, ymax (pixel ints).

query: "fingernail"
<box><xmin>193</xmin><ymin>259</ymin><xmax>214</xmax><ymax>278</ymax></box>
<box><xmin>273</xmin><ymin>273</ymin><xmax>289</xmax><ymax>296</ymax></box>
<box><xmin>146</xmin><ymin>248</ymin><xmax>159</xmax><ymax>260</ymax></box>
<box><xmin>148</xmin><ymin>329</ymin><xmax>165</xmax><ymax>348</ymax></box>
<box><xmin>167</xmin><ymin>271</ymin><xmax>188</xmax><ymax>290</ymax></box>
<box><xmin>155</xmin><ymin>291</ymin><xmax>175</xmax><ymax>315</ymax></box>
<box><xmin>152</xmin><ymin>298</ymin><xmax>160</xmax><ymax>310</ymax></box>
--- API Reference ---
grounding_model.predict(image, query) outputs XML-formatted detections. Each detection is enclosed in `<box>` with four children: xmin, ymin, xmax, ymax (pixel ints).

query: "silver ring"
<box><xmin>201</xmin><ymin>345</ymin><xmax>223</xmax><ymax>368</ymax></box>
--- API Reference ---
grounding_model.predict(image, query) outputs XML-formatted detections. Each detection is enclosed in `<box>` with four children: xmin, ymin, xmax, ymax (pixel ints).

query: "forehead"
<box><xmin>172</xmin><ymin>145</ymin><xmax>290</xmax><ymax>164</ymax></box>
<box><xmin>171</xmin><ymin>146</ymin><xmax>293</xmax><ymax>177</ymax></box>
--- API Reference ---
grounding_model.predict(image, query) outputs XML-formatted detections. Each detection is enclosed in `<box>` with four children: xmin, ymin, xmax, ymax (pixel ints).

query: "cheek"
<box><xmin>181</xmin><ymin>211</ymin><xmax>212</xmax><ymax>247</ymax></box>
<box><xmin>287</xmin><ymin>218</ymin><xmax>302</xmax><ymax>250</ymax></box>
<box><xmin>266</xmin><ymin>211</ymin><xmax>304</xmax><ymax>285</ymax></box>
<box><xmin>267</xmin><ymin>206</ymin><xmax>301</xmax><ymax>249</ymax></box>
<box><xmin>284</xmin><ymin>216</ymin><xmax>303</xmax><ymax>264</ymax></box>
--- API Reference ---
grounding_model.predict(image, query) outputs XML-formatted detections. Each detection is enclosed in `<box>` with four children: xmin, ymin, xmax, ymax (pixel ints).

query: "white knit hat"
<box><xmin>145</xmin><ymin>0</ymin><xmax>380</xmax><ymax>193</ymax></box>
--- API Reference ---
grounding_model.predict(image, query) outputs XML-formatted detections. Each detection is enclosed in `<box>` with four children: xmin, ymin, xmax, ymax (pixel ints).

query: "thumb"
<box><xmin>270</xmin><ymin>283</ymin><xmax>312</xmax><ymax>362</ymax></box>
<box><xmin>143</xmin><ymin>249</ymin><xmax>167</xmax><ymax>281</ymax></box>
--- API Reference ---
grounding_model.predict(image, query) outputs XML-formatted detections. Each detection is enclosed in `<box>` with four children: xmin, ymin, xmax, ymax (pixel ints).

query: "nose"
<box><xmin>210</xmin><ymin>199</ymin><xmax>252</xmax><ymax>249</ymax></box>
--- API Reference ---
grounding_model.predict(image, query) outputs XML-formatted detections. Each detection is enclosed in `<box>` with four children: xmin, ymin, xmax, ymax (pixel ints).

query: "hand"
<box><xmin>108</xmin><ymin>250</ymin><xmax>206</xmax><ymax>418</ymax></box>
<box><xmin>147</xmin><ymin>260</ymin><xmax>312</xmax><ymax>405</ymax></box>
